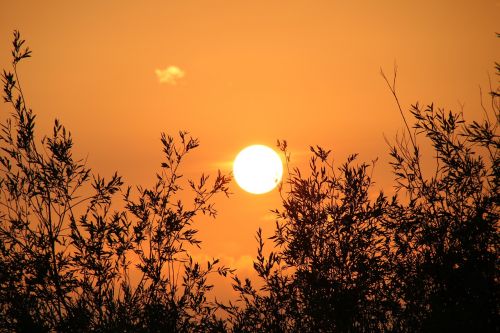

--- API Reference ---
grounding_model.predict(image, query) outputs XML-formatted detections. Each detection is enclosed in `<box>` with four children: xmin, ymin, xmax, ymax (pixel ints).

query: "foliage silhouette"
<box><xmin>1</xmin><ymin>31</ymin><xmax>498</xmax><ymax>332</ymax></box>
<box><xmin>0</xmin><ymin>31</ymin><xmax>231</xmax><ymax>332</ymax></box>
<box><xmin>381</xmin><ymin>66</ymin><xmax>499</xmax><ymax>331</ymax></box>
<box><xmin>222</xmin><ymin>147</ymin><xmax>397</xmax><ymax>332</ymax></box>
<box><xmin>223</xmin><ymin>44</ymin><xmax>499</xmax><ymax>332</ymax></box>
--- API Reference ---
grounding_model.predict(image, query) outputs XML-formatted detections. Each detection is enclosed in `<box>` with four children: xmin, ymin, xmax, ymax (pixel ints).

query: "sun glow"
<box><xmin>233</xmin><ymin>145</ymin><xmax>283</xmax><ymax>194</ymax></box>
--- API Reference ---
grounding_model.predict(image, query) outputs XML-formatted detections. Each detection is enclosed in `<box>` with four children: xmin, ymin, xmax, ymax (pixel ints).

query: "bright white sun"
<box><xmin>233</xmin><ymin>145</ymin><xmax>283</xmax><ymax>194</ymax></box>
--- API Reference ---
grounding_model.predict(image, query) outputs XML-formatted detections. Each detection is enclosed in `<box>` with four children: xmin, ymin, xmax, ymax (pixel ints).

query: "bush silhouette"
<box><xmin>1</xmin><ymin>31</ymin><xmax>498</xmax><ymax>332</ymax></box>
<box><xmin>224</xmin><ymin>43</ymin><xmax>499</xmax><ymax>332</ymax></box>
<box><xmin>0</xmin><ymin>31</ymin><xmax>231</xmax><ymax>332</ymax></box>
<box><xmin>382</xmin><ymin>68</ymin><xmax>499</xmax><ymax>331</ymax></box>
<box><xmin>222</xmin><ymin>147</ymin><xmax>395</xmax><ymax>332</ymax></box>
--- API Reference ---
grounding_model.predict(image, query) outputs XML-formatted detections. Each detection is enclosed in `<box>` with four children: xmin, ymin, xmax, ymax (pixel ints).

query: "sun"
<box><xmin>233</xmin><ymin>145</ymin><xmax>283</xmax><ymax>194</ymax></box>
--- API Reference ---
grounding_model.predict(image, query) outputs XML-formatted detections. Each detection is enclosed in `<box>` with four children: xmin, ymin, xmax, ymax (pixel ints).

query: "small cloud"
<box><xmin>155</xmin><ymin>66</ymin><xmax>185</xmax><ymax>85</ymax></box>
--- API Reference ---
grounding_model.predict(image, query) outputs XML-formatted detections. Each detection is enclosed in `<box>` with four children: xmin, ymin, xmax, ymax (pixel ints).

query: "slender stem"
<box><xmin>380</xmin><ymin>67</ymin><xmax>417</xmax><ymax>151</ymax></box>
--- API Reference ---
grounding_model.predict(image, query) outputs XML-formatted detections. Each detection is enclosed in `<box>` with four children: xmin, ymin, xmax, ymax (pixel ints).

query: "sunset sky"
<box><xmin>1</xmin><ymin>1</ymin><xmax>498</xmax><ymax>299</ymax></box>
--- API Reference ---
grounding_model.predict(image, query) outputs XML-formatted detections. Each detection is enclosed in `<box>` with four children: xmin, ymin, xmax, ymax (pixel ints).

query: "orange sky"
<box><xmin>1</xmin><ymin>0</ymin><xmax>499</xmax><ymax>299</ymax></box>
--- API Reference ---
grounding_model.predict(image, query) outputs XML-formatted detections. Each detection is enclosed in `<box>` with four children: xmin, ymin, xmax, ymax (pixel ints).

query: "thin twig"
<box><xmin>380</xmin><ymin>66</ymin><xmax>417</xmax><ymax>150</ymax></box>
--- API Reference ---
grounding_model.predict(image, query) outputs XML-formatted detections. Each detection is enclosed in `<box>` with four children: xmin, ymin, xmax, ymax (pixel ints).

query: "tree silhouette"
<box><xmin>223</xmin><ymin>146</ymin><xmax>396</xmax><ymax>332</ymax></box>
<box><xmin>382</xmin><ymin>65</ymin><xmax>499</xmax><ymax>331</ymax></box>
<box><xmin>224</xmin><ymin>45</ymin><xmax>499</xmax><ymax>333</ymax></box>
<box><xmin>0</xmin><ymin>31</ymin><xmax>231</xmax><ymax>332</ymax></box>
